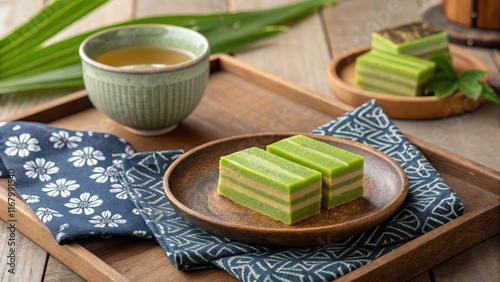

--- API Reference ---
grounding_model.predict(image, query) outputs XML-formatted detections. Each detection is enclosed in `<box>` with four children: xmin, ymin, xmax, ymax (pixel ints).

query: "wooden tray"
<box><xmin>1</xmin><ymin>54</ymin><xmax>499</xmax><ymax>281</ymax></box>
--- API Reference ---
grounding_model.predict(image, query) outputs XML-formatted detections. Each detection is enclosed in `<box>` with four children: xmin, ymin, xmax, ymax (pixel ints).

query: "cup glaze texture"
<box><xmin>79</xmin><ymin>24</ymin><xmax>210</xmax><ymax>132</ymax></box>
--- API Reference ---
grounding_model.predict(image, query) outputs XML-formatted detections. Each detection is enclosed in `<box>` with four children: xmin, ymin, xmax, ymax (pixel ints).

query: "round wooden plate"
<box><xmin>328</xmin><ymin>45</ymin><xmax>489</xmax><ymax>120</ymax></box>
<box><xmin>163</xmin><ymin>132</ymin><xmax>409</xmax><ymax>247</ymax></box>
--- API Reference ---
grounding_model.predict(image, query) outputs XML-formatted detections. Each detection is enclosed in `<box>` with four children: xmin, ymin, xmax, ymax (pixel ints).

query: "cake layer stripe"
<box><xmin>370</xmin><ymin>49</ymin><xmax>435</xmax><ymax>69</ymax></box>
<box><xmin>328</xmin><ymin>174</ymin><xmax>364</xmax><ymax>190</ymax></box>
<box><xmin>372</xmin><ymin>32</ymin><xmax>448</xmax><ymax>52</ymax></box>
<box><xmin>399</xmin><ymin>43</ymin><xmax>449</xmax><ymax>57</ymax></box>
<box><xmin>267</xmin><ymin>135</ymin><xmax>364</xmax><ymax>179</ymax></box>
<box><xmin>355</xmin><ymin>49</ymin><xmax>435</xmax><ymax>96</ymax></box>
<box><xmin>324</xmin><ymin>179</ymin><xmax>363</xmax><ymax>197</ymax></box>
<box><xmin>267</xmin><ymin>135</ymin><xmax>365</xmax><ymax>210</ymax></box>
<box><xmin>331</xmin><ymin>169</ymin><xmax>364</xmax><ymax>184</ymax></box>
<box><xmin>219</xmin><ymin>174</ymin><xmax>321</xmax><ymax>206</ymax></box>
<box><xmin>356</xmin><ymin>66</ymin><xmax>418</xmax><ymax>87</ymax></box>
<box><xmin>358</xmin><ymin>82</ymin><xmax>420</xmax><ymax>97</ymax></box>
<box><xmin>221</xmin><ymin>148</ymin><xmax>321</xmax><ymax>193</ymax></box>
<box><xmin>322</xmin><ymin>186</ymin><xmax>364</xmax><ymax>209</ymax></box>
<box><xmin>356</xmin><ymin>75</ymin><xmax>421</xmax><ymax>96</ymax></box>
<box><xmin>323</xmin><ymin>168</ymin><xmax>363</xmax><ymax>186</ymax></box>
<box><xmin>357</xmin><ymin>53</ymin><xmax>426</xmax><ymax>77</ymax></box>
<box><xmin>371</xmin><ymin>22</ymin><xmax>449</xmax><ymax>59</ymax></box>
<box><xmin>225</xmin><ymin>154</ymin><xmax>303</xmax><ymax>181</ymax></box>
<box><xmin>394</xmin><ymin>33</ymin><xmax>448</xmax><ymax>51</ymax></box>
<box><xmin>220</xmin><ymin>167</ymin><xmax>319</xmax><ymax>200</ymax></box>
<box><xmin>219</xmin><ymin>182</ymin><xmax>321</xmax><ymax>213</ymax></box>
<box><xmin>218</xmin><ymin>147</ymin><xmax>322</xmax><ymax>224</ymax></box>
<box><xmin>286</xmin><ymin>135</ymin><xmax>363</xmax><ymax>167</ymax></box>
<box><xmin>219</xmin><ymin>184</ymin><xmax>321</xmax><ymax>224</ymax></box>
<box><xmin>269</xmin><ymin>139</ymin><xmax>348</xmax><ymax>171</ymax></box>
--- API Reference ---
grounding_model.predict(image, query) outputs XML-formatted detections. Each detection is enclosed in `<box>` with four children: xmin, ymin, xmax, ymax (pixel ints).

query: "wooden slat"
<box><xmin>136</xmin><ymin>0</ymin><xmax>223</xmax><ymax>15</ymax></box>
<box><xmin>232</xmin><ymin>0</ymin><xmax>333</xmax><ymax>96</ymax></box>
<box><xmin>323</xmin><ymin>0</ymin><xmax>421</xmax><ymax>56</ymax></box>
<box><xmin>430</xmin><ymin>235</ymin><xmax>500</xmax><ymax>282</ymax></box>
<box><xmin>0</xmin><ymin>220</ymin><xmax>47</xmax><ymax>282</ymax></box>
<box><xmin>44</xmin><ymin>0</ymin><xmax>135</xmax><ymax>45</ymax></box>
<box><xmin>43</xmin><ymin>258</ymin><xmax>85</xmax><ymax>282</ymax></box>
<box><xmin>218</xmin><ymin>54</ymin><xmax>353</xmax><ymax>116</ymax></box>
<box><xmin>0</xmin><ymin>180</ymin><xmax>130</xmax><ymax>282</ymax></box>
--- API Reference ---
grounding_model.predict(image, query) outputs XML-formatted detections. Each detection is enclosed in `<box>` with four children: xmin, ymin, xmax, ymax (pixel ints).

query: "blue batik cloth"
<box><xmin>0</xmin><ymin>100</ymin><xmax>464</xmax><ymax>281</ymax></box>
<box><xmin>0</xmin><ymin>122</ymin><xmax>153</xmax><ymax>243</ymax></box>
<box><xmin>120</xmin><ymin>100</ymin><xmax>464</xmax><ymax>281</ymax></box>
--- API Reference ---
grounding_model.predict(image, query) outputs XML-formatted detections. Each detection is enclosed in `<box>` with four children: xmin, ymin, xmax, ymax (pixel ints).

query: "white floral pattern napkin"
<box><xmin>0</xmin><ymin>121</ymin><xmax>153</xmax><ymax>243</ymax></box>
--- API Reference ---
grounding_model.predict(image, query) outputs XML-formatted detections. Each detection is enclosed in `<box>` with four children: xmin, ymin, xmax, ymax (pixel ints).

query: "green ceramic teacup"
<box><xmin>79</xmin><ymin>24</ymin><xmax>210</xmax><ymax>136</ymax></box>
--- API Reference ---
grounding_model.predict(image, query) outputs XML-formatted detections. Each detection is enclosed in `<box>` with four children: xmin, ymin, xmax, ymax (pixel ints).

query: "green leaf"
<box><xmin>0</xmin><ymin>64</ymin><xmax>82</xmax><ymax>94</ymax></box>
<box><xmin>0</xmin><ymin>0</ymin><xmax>340</xmax><ymax>93</ymax></box>
<box><xmin>425</xmin><ymin>78</ymin><xmax>458</xmax><ymax>98</ymax></box>
<box><xmin>457</xmin><ymin>69</ymin><xmax>487</xmax><ymax>99</ymax></box>
<box><xmin>459</xmin><ymin>69</ymin><xmax>487</xmax><ymax>82</ymax></box>
<box><xmin>428</xmin><ymin>53</ymin><xmax>457</xmax><ymax>80</ymax></box>
<box><xmin>0</xmin><ymin>0</ymin><xmax>108</xmax><ymax>60</ymax></box>
<box><xmin>480</xmin><ymin>83</ymin><xmax>500</xmax><ymax>104</ymax></box>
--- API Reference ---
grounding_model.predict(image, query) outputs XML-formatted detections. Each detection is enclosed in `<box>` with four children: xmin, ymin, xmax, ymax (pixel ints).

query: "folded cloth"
<box><xmin>121</xmin><ymin>100</ymin><xmax>464</xmax><ymax>281</ymax></box>
<box><xmin>0</xmin><ymin>121</ymin><xmax>153</xmax><ymax>243</ymax></box>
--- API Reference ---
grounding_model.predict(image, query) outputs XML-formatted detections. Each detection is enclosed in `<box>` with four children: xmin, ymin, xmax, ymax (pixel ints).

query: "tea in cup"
<box><xmin>79</xmin><ymin>24</ymin><xmax>210</xmax><ymax>136</ymax></box>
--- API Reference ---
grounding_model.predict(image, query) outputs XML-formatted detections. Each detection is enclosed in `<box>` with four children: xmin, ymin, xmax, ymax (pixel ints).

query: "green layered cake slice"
<box><xmin>218</xmin><ymin>147</ymin><xmax>322</xmax><ymax>225</ymax></box>
<box><xmin>372</xmin><ymin>21</ymin><xmax>449</xmax><ymax>59</ymax></box>
<box><xmin>267</xmin><ymin>135</ymin><xmax>364</xmax><ymax>209</ymax></box>
<box><xmin>355</xmin><ymin>49</ymin><xmax>435</xmax><ymax>96</ymax></box>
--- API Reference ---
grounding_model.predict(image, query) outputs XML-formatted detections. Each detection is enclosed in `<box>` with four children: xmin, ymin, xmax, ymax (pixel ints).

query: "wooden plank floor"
<box><xmin>0</xmin><ymin>0</ymin><xmax>498</xmax><ymax>281</ymax></box>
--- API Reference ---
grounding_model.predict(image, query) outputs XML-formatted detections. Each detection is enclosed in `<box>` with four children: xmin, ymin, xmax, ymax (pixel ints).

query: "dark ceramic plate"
<box><xmin>163</xmin><ymin>132</ymin><xmax>408</xmax><ymax>247</ymax></box>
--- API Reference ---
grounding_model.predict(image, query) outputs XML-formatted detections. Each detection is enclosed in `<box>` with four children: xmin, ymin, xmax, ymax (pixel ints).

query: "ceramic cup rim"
<box><xmin>79</xmin><ymin>24</ymin><xmax>210</xmax><ymax>74</ymax></box>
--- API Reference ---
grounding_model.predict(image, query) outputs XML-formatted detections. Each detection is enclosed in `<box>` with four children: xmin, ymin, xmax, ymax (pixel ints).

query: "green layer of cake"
<box><xmin>355</xmin><ymin>52</ymin><xmax>435</xmax><ymax>86</ymax></box>
<box><xmin>329</xmin><ymin>174</ymin><xmax>364</xmax><ymax>190</ymax></box>
<box><xmin>356</xmin><ymin>74</ymin><xmax>423</xmax><ymax>96</ymax></box>
<box><xmin>219</xmin><ymin>178</ymin><xmax>321</xmax><ymax>214</ymax></box>
<box><xmin>220</xmin><ymin>147</ymin><xmax>322</xmax><ymax>194</ymax></box>
<box><xmin>358</xmin><ymin>50</ymin><xmax>436</xmax><ymax>82</ymax></box>
<box><xmin>372</xmin><ymin>32</ymin><xmax>449</xmax><ymax>58</ymax></box>
<box><xmin>322</xmin><ymin>186</ymin><xmax>364</xmax><ymax>209</ymax></box>
<box><xmin>219</xmin><ymin>174</ymin><xmax>321</xmax><ymax>206</ymax></box>
<box><xmin>218</xmin><ymin>183</ymin><xmax>321</xmax><ymax>225</ymax></box>
<box><xmin>267</xmin><ymin>135</ymin><xmax>365</xmax><ymax>210</ymax></box>
<box><xmin>218</xmin><ymin>147</ymin><xmax>322</xmax><ymax>224</ymax></box>
<box><xmin>266</xmin><ymin>135</ymin><xmax>364</xmax><ymax>179</ymax></box>
<box><xmin>355</xmin><ymin>49</ymin><xmax>435</xmax><ymax>96</ymax></box>
<box><xmin>371</xmin><ymin>21</ymin><xmax>449</xmax><ymax>59</ymax></box>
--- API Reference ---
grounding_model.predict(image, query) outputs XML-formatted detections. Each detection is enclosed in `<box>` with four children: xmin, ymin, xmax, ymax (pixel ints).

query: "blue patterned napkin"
<box><xmin>120</xmin><ymin>100</ymin><xmax>464</xmax><ymax>281</ymax></box>
<box><xmin>0</xmin><ymin>122</ymin><xmax>153</xmax><ymax>243</ymax></box>
<box><xmin>0</xmin><ymin>100</ymin><xmax>464</xmax><ymax>281</ymax></box>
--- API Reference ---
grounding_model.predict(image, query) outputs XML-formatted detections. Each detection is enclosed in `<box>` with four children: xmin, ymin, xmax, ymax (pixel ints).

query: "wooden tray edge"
<box><xmin>339</xmin><ymin>200</ymin><xmax>500</xmax><ymax>281</ymax></box>
<box><xmin>0</xmin><ymin>53</ymin><xmax>498</xmax><ymax>281</ymax></box>
<box><xmin>0</xmin><ymin>182</ymin><xmax>130</xmax><ymax>282</ymax></box>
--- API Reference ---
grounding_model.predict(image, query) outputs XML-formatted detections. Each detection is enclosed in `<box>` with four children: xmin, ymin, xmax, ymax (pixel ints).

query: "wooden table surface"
<box><xmin>0</xmin><ymin>0</ymin><xmax>498</xmax><ymax>281</ymax></box>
